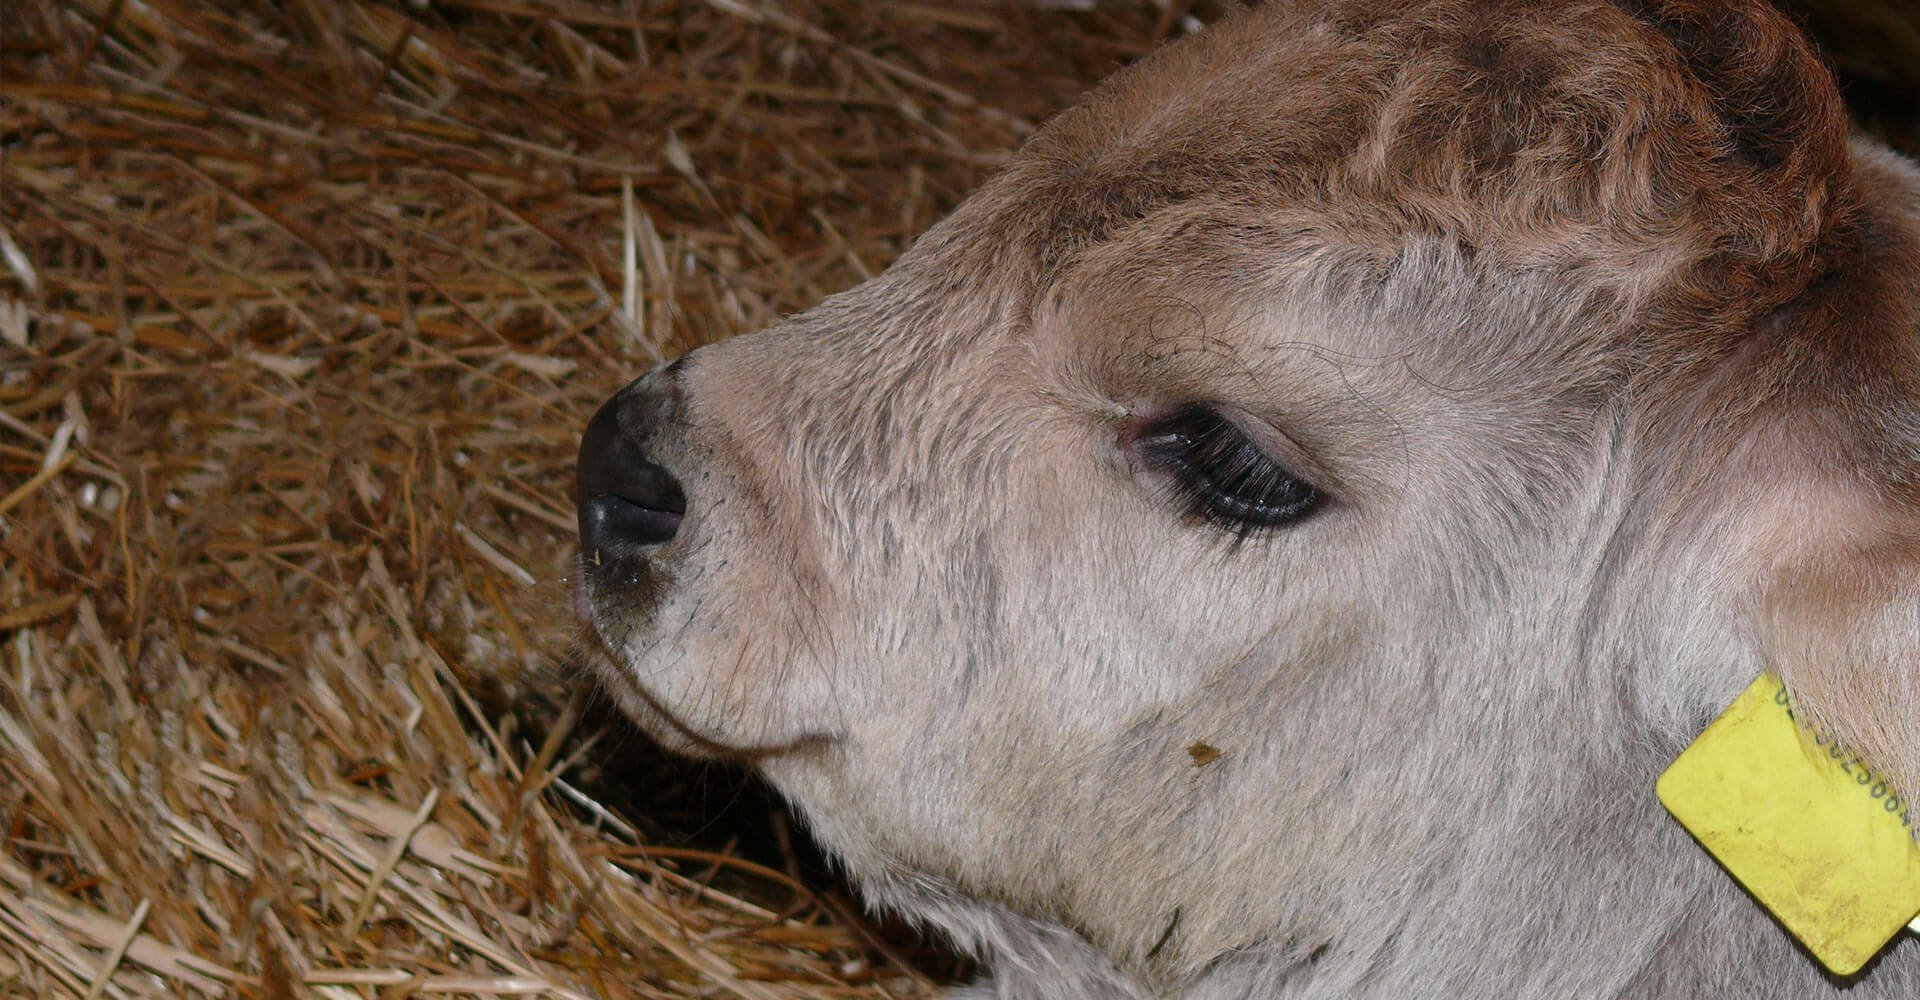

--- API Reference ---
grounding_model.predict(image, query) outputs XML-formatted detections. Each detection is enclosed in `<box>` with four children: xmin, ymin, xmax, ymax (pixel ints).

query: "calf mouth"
<box><xmin>571</xmin><ymin>393</ymin><xmax>839</xmax><ymax>762</ymax></box>
<box><xmin>569</xmin><ymin>550</ymin><xmax>841</xmax><ymax>762</ymax></box>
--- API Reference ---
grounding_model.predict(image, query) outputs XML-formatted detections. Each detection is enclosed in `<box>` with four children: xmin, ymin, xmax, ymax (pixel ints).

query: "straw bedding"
<box><xmin>0</xmin><ymin>1</ymin><xmax>1915</xmax><ymax>997</ymax></box>
<box><xmin>0</xmin><ymin>1</ymin><xmax>1180</xmax><ymax>994</ymax></box>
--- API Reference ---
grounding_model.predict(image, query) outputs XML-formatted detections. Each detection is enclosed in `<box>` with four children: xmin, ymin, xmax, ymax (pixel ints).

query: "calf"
<box><xmin>574</xmin><ymin>1</ymin><xmax>1920</xmax><ymax>995</ymax></box>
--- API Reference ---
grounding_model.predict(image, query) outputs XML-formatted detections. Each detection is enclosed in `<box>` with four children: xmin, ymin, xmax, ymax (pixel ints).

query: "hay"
<box><xmin>0</xmin><ymin>1</ymin><xmax>1172</xmax><ymax>995</ymax></box>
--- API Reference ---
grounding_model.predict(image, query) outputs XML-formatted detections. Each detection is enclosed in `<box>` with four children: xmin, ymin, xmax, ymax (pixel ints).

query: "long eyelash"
<box><xmin>1136</xmin><ymin>407</ymin><xmax>1322</xmax><ymax>538</ymax></box>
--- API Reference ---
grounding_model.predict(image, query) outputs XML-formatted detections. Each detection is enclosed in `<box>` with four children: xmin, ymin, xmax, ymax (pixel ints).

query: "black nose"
<box><xmin>577</xmin><ymin>392</ymin><xmax>686</xmax><ymax>559</ymax></box>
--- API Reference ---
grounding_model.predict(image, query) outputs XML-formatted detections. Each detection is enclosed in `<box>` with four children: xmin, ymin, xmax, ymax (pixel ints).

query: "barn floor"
<box><xmin>2</xmin><ymin>1</ymin><xmax>1916</xmax><ymax>997</ymax></box>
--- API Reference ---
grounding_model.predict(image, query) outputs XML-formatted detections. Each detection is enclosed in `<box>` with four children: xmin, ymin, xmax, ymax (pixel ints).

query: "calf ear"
<box><xmin>1740</xmin><ymin>197</ymin><xmax>1920</xmax><ymax>797</ymax></box>
<box><xmin>1757</xmin><ymin>528</ymin><xmax>1920</xmax><ymax>797</ymax></box>
<box><xmin>1704</xmin><ymin>16</ymin><xmax>1920</xmax><ymax>776</ymax></box>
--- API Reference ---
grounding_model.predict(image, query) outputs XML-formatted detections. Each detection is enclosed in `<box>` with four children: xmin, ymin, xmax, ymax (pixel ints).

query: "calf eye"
<box><xmin>1133</xmin><ymin>405</ymin><xmax>1323</xmax><ymax>535</ymax></box>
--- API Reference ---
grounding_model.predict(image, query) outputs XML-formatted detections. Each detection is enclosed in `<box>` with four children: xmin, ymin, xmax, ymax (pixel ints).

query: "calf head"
<box><xmin>576</xmin><ymin>1</ymin><xmax>1920</xmax><ymax>994</ymax></box>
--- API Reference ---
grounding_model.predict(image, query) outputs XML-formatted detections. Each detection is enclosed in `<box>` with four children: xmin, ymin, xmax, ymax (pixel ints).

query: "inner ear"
<box><xmin>1756</xmin><ymin>535</ymin><xmax>1920</xmax><ymax>799</ymax></box>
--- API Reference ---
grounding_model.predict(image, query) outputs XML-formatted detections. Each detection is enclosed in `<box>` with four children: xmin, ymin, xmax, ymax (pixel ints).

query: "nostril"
<box><xmin>583</xmin><ymin>492</ymin><xmax>682</xmax><ymax>550</ymax></box>
<box><xmin>587</xmin><ymin>449</ymin><xmax>686</xmax><ymax>517</ymax></box>
<box><xmin>577</xmin><ymin>392</ymin><xmax>688</xmax><ymax>555</ymax></box>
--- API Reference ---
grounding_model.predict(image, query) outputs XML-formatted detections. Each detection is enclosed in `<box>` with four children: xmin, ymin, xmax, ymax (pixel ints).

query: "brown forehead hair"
<box><xmin>981</xmin><ymin>0</ymin><xmax>1854</xmax><ymax>330</ymax></box>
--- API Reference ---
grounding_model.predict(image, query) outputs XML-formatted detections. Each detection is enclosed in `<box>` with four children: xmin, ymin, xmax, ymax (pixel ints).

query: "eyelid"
<box><xmin>1128</xmin><ymin>405</ymin><xmax>1327</xmax><ymax>533</ymax></box>
<box><xmin>1130</xmin><ymin>400</ymin><xmax>1338</xmax><ymax>497</ymax></box>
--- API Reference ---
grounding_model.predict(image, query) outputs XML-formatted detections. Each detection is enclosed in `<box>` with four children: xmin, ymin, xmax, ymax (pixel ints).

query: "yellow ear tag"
<box><xmin>1658</xmin><ymin>674</ymin><xmax>1920</xmax><ymax>975</ymax></box>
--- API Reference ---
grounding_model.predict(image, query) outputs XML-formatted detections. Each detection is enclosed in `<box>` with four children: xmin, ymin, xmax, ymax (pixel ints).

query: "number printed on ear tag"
<box><xmin>1658</xmin><ymin>674</ymin><xmax>1920</xmax><ymax>976</ymax></box>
